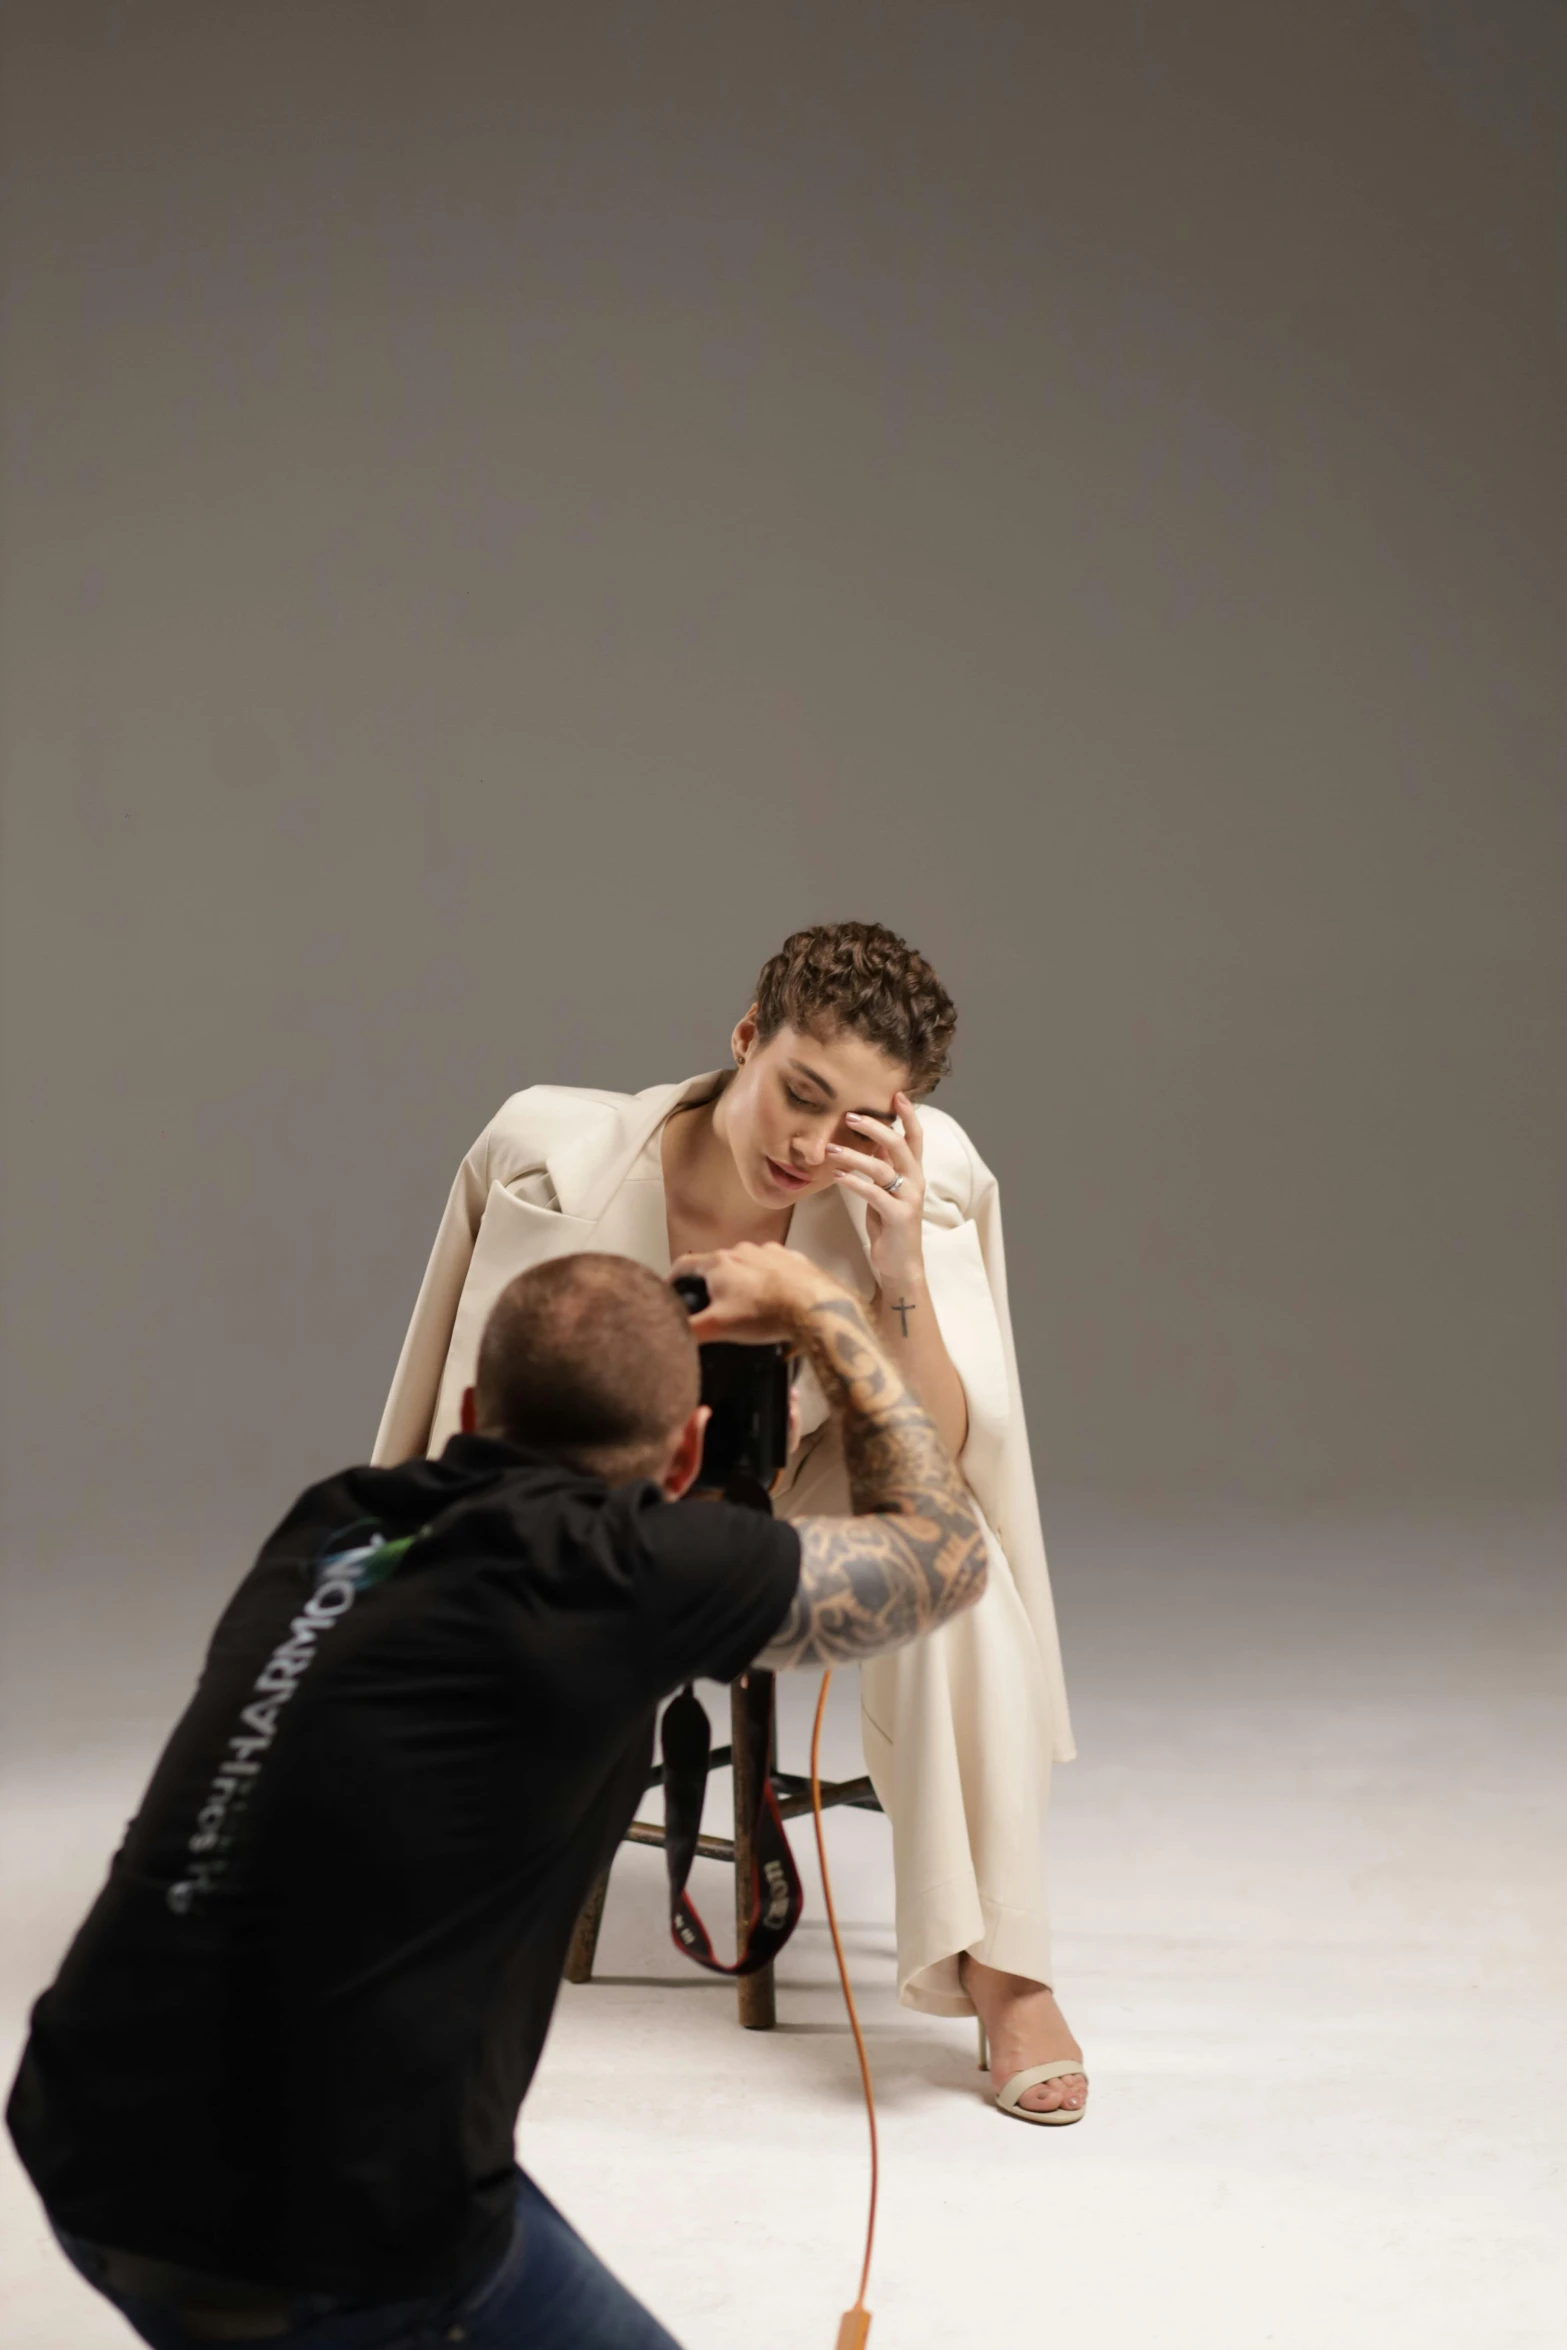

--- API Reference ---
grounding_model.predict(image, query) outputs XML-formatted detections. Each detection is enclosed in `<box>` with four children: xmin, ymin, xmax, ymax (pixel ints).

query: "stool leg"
<box><xmin>563</xmin><ymin>1869</ymin><xmax>611</xmax><ymax>1985</ymax></box>
<box><xmin>732</xmin><ymin>1671</ymin><xmax>776</xmax><ymax>2029</ymax></box>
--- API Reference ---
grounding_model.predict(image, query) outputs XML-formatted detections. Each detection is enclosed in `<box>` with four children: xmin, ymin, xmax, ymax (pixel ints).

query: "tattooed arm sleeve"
<box><xmin>754</xmin><ymin>1294</ymin><xmax>988</xmax><ymax>1671</ymax></box>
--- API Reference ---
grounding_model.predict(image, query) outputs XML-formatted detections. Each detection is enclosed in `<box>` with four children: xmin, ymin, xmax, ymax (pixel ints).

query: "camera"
<box><xmin>671</xmin><ymin>1274</ymin><xmax>793</xmax><ymax>1497</ymax></box>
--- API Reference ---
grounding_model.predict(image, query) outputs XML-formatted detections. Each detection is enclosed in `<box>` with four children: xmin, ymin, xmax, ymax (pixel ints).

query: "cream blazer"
<box><xmin>372</xmin><ymin>1073</ymin><xmax>1074</xmax><ymax>1762</ymax></box>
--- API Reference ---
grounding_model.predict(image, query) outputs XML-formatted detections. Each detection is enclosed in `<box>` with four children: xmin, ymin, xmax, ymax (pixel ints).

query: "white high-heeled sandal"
<box><xmin>976</xmin><ymin>2016</ymin><xmax>1088</xmax><ymax>2126</ymax></box>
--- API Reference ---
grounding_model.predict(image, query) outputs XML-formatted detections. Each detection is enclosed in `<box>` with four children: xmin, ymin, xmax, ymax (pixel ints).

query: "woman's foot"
<box><xmin>960</xmin><ymin>1955</ymin><xmax>1087</xmax><ymax>2118</ymax></box>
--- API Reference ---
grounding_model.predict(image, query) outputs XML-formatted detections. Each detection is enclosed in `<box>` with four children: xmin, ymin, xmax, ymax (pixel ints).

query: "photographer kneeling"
<box><xmin>8</xmin><ymin>1244</ymin><xmax>985</xmax><ymax>2350</ymax></box>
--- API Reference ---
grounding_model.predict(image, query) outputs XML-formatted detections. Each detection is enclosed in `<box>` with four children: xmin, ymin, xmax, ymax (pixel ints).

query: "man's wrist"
<box><xmin>781</xmin><ymin>1264</ymin><xmax>853</xmax><ymax>1327</ymax></box>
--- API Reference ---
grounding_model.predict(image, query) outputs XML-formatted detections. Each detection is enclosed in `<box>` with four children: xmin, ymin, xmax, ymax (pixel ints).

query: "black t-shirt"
<box><xmin>6</xmin><ymin>1436</ymin><xmax>800</xmax><ymax>2300</ymax></box>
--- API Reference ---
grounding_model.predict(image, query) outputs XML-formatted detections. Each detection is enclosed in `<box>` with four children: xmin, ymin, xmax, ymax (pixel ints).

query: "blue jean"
<box><xmin>53</xmin><ymin>2171</ymin><xmax>685</xmax><ymax>2350</ymax></box>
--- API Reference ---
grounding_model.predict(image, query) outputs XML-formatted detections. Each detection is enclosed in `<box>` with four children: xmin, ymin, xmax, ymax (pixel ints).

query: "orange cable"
<box><xmin>809</xmin><ymin>1669</ymin><xmax>877</xmax><ymax>2342</ymax></box>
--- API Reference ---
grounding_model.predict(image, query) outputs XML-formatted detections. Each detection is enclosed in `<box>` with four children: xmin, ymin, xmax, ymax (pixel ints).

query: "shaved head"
<box><xmin>473</xmin><ymin>1254</ymin><xmax>700</xmax><ymax>1482</ymax></box>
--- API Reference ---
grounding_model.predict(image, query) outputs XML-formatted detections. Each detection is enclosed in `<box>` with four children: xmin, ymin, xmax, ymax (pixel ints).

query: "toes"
<box><xmin>1017</xmin><ymin>2074</ymin><xmax>1087</xmax><ymax>2113</ymax></box>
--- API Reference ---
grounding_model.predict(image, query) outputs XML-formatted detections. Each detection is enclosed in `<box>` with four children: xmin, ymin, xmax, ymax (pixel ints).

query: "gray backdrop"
<box><xmin>1</xmin><ymin>3</ymin><xmax>1561</xmax><ymax>1643</ymax></box>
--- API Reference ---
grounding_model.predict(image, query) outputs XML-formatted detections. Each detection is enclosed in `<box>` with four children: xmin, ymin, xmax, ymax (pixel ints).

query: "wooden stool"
<box><xmin>564</xmin><ymin>1667</ymin><xmax>882</xmax><ymax>2027</ymax></box>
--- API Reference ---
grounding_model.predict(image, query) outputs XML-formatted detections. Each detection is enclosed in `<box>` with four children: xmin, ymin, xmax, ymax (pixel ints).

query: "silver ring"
<box><xmin>884</xmin><ymin>1173</ymin><xmax>905</xmax><ymax>1195</ymax></box>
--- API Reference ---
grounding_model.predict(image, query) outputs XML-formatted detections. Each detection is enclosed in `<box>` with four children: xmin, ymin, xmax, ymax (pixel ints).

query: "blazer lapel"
<box><xmin>776</xmin><ymin>1182</ymin><xmax>875</xmax><ymax>1445</ymax></box>
<box><xmin>544</xmin><ymin>1071</ymin><xmax>728</xmax><ymax>1221</ymax></box>
<box><xmin>786</xmin><ymin>1182</ymin><xmax>876</xmax><ymax>1300</ymax></box>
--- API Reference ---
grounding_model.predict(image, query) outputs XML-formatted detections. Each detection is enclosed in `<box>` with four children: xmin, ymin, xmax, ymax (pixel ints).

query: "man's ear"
<box><xmin>459</xmin><ymin>1386</ymin><xmax>478</xmax><ymax>1435</ymax></box>
<box><xmin>661</xmin><ymin>1405</ymin><xmax>711</xmax><ymax>1500</ymax></box>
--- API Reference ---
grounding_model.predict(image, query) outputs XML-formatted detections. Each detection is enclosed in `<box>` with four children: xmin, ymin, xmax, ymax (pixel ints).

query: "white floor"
<box><xmin>3</xmin><ymin>1505</ymin><xmax>1563</xmax><ymax>2349</ymax></box>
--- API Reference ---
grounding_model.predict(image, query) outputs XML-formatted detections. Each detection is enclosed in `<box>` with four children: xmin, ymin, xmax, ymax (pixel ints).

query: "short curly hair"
<box><xmin>751</xmin><ymin>922</ymin><xmax>957</xmax><ymax>1095</ymax></box>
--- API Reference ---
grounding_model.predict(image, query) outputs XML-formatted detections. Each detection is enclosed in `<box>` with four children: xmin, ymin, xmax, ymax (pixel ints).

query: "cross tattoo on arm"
<box><xmin>891</xmin><ymin>1295</ymin><xmax>916</xmax><ymax>1337</ymax></box>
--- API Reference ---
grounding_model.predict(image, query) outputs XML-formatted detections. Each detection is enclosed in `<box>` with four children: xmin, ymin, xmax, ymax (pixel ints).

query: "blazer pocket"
<box><xmin>432</xmin><ymin>1184</ymin><xmax>599</xmax><ymax>1435</ymax></box>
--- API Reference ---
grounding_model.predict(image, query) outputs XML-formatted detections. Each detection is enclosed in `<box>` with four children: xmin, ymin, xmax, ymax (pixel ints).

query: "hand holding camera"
<box><xmin>672</xmin><ymin>1241</ymin><xmax>845</xmax><ymax>1346</ymax></box>
<box><xmin>671</xmin><ymin>1244</ymin><xmax>842</xmax><ymax>1496</ymax></box>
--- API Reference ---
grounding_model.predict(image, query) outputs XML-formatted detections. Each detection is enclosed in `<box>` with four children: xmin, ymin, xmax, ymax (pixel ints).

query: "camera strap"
<box><xmin>660</xmin><ymin>1682</ymin><xmax>803</xmax><ymax>1977</ymax></box>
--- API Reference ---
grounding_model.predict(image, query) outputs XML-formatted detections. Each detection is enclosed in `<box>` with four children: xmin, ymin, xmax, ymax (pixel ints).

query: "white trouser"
<box><xmin>779</xmin><ymin>1441</ymin><xmax>1057</xmax><ymax>2015</ymax></box>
